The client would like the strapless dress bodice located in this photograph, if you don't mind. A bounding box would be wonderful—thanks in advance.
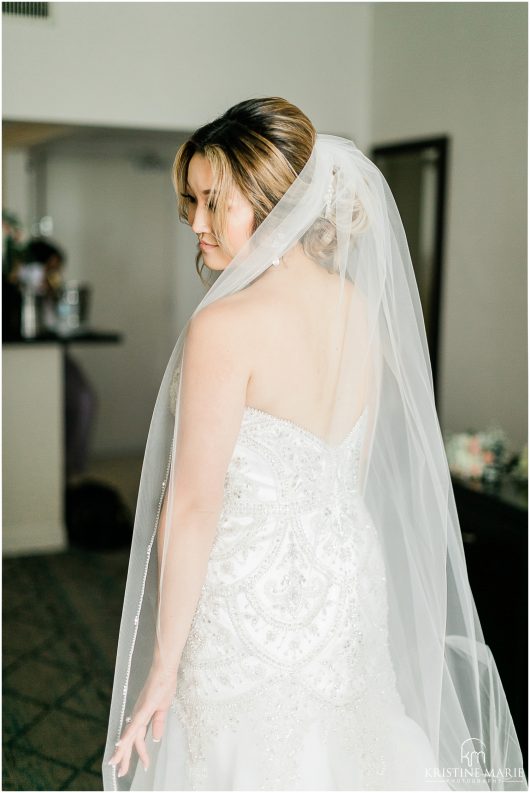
[221,405,368,514]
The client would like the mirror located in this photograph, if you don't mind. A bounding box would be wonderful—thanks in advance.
[371,136,449,405]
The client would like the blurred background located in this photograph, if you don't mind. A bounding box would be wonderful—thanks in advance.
[2,2,527,790]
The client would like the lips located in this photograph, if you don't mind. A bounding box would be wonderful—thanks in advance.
[200,241,217,248]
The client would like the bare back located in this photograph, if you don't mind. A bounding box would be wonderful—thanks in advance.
[224,258,369,442]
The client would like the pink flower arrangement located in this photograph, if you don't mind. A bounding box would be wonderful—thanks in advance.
[444,424,510,483]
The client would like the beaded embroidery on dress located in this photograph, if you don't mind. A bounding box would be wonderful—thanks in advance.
[130,405,448,791]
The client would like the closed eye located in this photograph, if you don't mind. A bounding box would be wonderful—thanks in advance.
[180,193,215,210]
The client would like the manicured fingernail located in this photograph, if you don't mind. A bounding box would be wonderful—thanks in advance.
[153,738,160,743]
[117,770,124,778]
[108,760,115,766]
[144,765,148,772]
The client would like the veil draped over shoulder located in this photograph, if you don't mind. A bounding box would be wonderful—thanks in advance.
[102,134,526,790]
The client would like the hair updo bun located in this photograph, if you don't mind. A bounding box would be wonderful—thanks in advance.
[301,189,370,273]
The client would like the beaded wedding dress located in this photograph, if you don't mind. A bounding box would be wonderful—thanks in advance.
[130,404,448,791]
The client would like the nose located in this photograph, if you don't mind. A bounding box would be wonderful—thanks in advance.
[190,204,211,236]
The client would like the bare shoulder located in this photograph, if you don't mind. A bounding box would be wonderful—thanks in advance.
[196,286,271,328]
[185,292,259,366]
[189,290,259,335]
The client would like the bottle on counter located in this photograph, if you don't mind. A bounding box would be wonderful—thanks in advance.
[21,286,38,338]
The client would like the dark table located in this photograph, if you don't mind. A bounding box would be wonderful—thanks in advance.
[452,473,528,774]
[3,329,123,345]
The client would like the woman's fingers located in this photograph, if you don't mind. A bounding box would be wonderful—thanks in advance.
[118,720,147,777]
[108,712,147,774]
[135,731,150,772]
[108,720,135,766]
[151,707,168,742]
[113,730,134,777]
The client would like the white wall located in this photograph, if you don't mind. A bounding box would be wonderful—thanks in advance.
[2,149,31,223]
[4,345,66,554]
[372,3,527,450]
[2,2,373,146]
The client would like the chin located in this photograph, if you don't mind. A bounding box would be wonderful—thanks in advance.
[200,249,231,271]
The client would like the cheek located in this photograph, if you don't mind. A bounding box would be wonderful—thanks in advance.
[229,208,254,241]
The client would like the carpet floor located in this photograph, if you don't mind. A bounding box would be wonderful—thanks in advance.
[3,547,129,791]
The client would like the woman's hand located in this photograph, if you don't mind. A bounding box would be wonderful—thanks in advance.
[107,660,178,779]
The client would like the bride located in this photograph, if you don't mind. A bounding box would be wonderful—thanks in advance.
[103,97,526,790]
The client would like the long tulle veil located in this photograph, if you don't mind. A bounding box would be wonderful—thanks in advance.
[102,133,526,790]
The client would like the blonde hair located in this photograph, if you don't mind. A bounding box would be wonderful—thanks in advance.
[172,97,365,285]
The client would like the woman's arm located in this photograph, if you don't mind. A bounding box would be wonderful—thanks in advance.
[153,300,252,679]
[152,487,219,675]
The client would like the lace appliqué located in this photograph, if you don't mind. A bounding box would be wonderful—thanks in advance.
[170,407,406,789]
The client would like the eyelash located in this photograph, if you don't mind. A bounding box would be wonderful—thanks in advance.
[181,193,216,211]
